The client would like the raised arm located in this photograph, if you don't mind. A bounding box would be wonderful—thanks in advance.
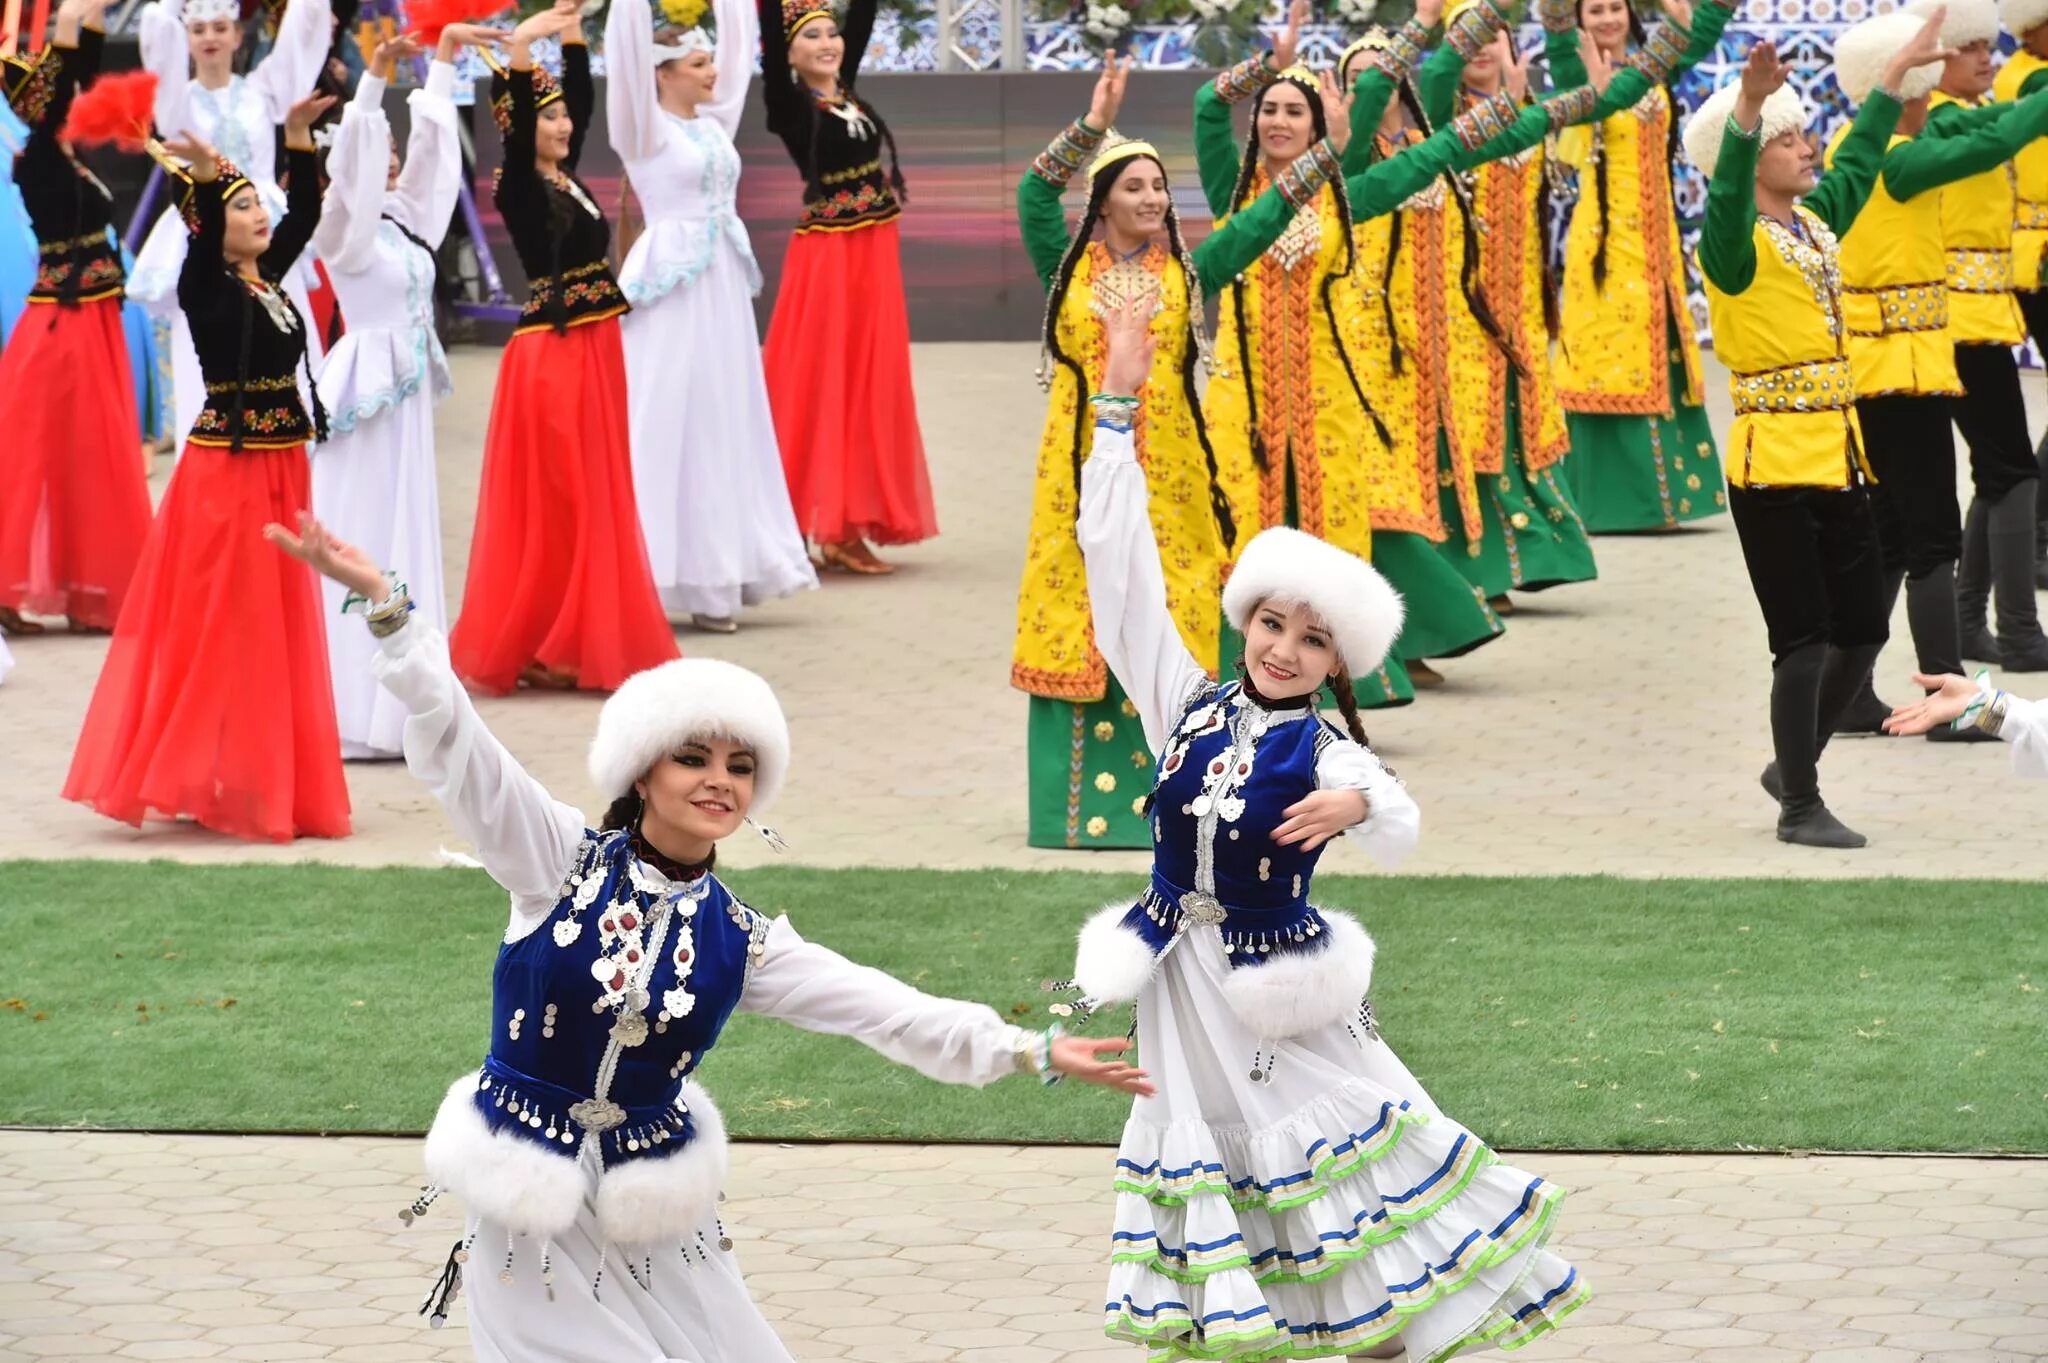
[1802,89,1902,236]
[1194,55,1267,216]
[603,0,667,165]
[1540,0,1588,93]
[1419,0,1505,129]
[1346,82,1597,218]
[757,0,801,134]
[1697,97,1760,295]
[1885,89,2048,200]
[1341,11,1434,179]
[700,0,758,136]
[248,0,331,124]
[560,28,593,172]
[138,0,191,148]
[1192,137,1344,293]
[261,123,327,277]
[312,73,394,272]
[266,516,585,914]
[1074,307,1211,749]
[173,141,230,314]
[392,57,462,247]
[1017,118,1092,290]
[840,0,877,86]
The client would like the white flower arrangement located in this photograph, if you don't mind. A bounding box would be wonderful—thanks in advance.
[1189,0,1235,18]
[1083,0,1131,37]
[1332,0,1379,22]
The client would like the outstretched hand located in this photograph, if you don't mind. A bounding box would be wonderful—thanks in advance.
[1882,673,1980,735]
[1270,0,1309,71]
[1884,7,1956,91]
[265,512,390,604]
[1049,1035,1156,1096]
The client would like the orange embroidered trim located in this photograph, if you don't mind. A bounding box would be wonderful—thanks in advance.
[1011,659,1108,701]
[1244,170,1326,534]
[1414,199,1477,540]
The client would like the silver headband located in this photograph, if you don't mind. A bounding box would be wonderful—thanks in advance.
[651,27,714,62]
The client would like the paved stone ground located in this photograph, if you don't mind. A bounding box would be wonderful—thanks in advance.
[3,1130,2046,1363]
[5,344,2047,879]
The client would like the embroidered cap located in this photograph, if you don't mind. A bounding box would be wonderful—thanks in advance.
[146,139,256,235]
[2,47,57,124]
[782,0,835,39]
[1088,131,1161,182]
[480,47,563,138]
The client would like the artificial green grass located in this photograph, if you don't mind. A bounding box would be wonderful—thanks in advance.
[3,860,2044,1153]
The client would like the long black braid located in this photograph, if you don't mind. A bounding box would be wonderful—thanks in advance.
[1037,155,1235,552]
[1226,74,1391,463]
[1582,0,1653,289]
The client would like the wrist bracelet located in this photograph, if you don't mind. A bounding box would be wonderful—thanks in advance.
[1036,1024,1066,1086]
[365,585,416,639]
[1090,393,1140,433]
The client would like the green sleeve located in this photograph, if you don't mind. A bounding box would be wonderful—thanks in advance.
[1345,101,1550,218]
[1545,25,1588,93]
[1699,118,1760,295]
[1419,43,1464,130]
[2023,67,2048,97]
[1804,90,1902,235]
[1016,169,1072,292]
[1886,92,2048,199]
[1343,66,1399,178]
[1191,180,1297,295]
[1195,79,1244,216]
[1670,0,1734,80]
[1923,98,2013,135]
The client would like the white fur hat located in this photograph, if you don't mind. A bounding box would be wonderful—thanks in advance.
[2002,0,2048,36]
[1907,0,2000,45]
[1682,79,1810,178]
[1836,11,1947,102]
[588,658,790,814]
[1221,527,1404,680]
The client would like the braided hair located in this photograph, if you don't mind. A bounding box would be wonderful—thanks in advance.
[1225,72,1391,463]
[1578,0,1675,291]
[1036,154,1236,553]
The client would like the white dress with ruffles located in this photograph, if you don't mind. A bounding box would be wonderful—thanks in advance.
[369,615,1039,1362]
[131,0,330,448]
[309,63,457,758]
[1073,421,1589,1362]
[605,0,816,620]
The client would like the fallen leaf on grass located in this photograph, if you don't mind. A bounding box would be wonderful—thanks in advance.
[31,1012,47,1021]
[1957,1104,1977,1114]
[1687,1070,1700,1082]
[1,999,26,1012]
[1711,1019,1725,1035]
[218,999,236,1009]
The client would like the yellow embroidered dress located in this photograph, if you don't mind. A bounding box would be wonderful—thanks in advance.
[1548,0,1734,532]
[1993,49,2048,295]
[1013,119,1342,848]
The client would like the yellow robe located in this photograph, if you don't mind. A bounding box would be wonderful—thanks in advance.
[1994,50,2048,291]
[1011,242,1222,699]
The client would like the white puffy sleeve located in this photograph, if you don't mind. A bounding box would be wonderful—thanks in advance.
[1074,419,1210,751]
[313,72,392,272]
[699,0,757,137]
[604,0,667,165]
[139,0,190,146]
[1316,735,1421,870]
[371,617,586,923]
[248,0,331,122]
[2001,693,2048,779]
[388,60,461,248]
[739,916,1037,1087]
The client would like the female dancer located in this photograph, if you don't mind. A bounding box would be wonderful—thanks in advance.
[130,0,330,447]
[0,0,153,635]
[448,0,679,694]
[268,507,1150,1360]
[1015,50,1388,849]
[756,0,935,574]
[1071,300,1585,1362]
[309,25,485,757]
[1552,0,1731,533]
[64,93,352,842]
[607,0,816,633]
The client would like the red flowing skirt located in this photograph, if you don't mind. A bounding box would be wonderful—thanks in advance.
[63,442,351,842]
[762,219,937,547]
[0,297,151,627]
[448,316,679,694]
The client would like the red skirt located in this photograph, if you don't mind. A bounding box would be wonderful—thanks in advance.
[762,219,937,546]
[0,297,151,628]
[448,316,679,694]
[63,441,351,842]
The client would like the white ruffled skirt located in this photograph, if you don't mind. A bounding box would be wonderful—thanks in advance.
[1104,927,1587,1362]
[619,236,815,620]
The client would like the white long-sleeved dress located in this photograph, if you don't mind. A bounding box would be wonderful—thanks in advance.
[131,0,329,448]
[368,614,1039,1362]
[310,64,458,759]
[605,0,816,620]
[1070,419,1589,1362]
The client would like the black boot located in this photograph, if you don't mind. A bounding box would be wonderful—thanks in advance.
[1990,482,2048,670]
[1958,498,2001,663]
[1766,644,1866,847]
[1830,569,1902,736]
[2036,436,2048,589]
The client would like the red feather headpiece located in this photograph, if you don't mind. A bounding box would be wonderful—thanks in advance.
[404,0,511,46]
[60,71,159,152]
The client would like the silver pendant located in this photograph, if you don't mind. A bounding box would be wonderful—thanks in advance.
[1178,891,1226,926]
[553,918,581,948]
[610,1014,650,1048]
[567,1097,625,1132]
[662,988,693,1018]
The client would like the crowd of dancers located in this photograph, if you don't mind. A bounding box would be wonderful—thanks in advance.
[4,0,2048,850]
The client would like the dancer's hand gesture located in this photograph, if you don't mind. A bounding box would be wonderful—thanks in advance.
[1496,33,1534,102]
[513,0,582,45]
[1100,299,1156,397]
[1272,788,1370,851]
[1318,69,1353,154]
[1884,7,1956,92]
[265,512,391,605]
[1089,50,1134,131]
[162,131,223,178]
[284,91,338,149]
[1270,0,1309,71]
[1049,1035,1156,1096]
[1581,34,1616,94]
[369,34,424,80]
[1882,674,1980,735]
[1733,39,1790,131]
[1414,0,1445,28]
[1656,0,1693,35]
[435,22,508,64]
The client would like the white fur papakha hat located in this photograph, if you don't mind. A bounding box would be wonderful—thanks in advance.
[1221,527,1405,680]
[2003,0,2048,38]
[1682,79,1810,178]
[1907,0,2001,46]
[1836,10,1948,102]
[588,658,790,815]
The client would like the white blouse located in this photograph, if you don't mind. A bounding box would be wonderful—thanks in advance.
[1074,418,1422,869]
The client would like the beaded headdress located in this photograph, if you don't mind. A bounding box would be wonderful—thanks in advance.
[180,0,242,23]
[145,138,255,235]
[2,47,58,124]
[1088,131,1160,182]
[478,47,563,138]
[781,0,835,40]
